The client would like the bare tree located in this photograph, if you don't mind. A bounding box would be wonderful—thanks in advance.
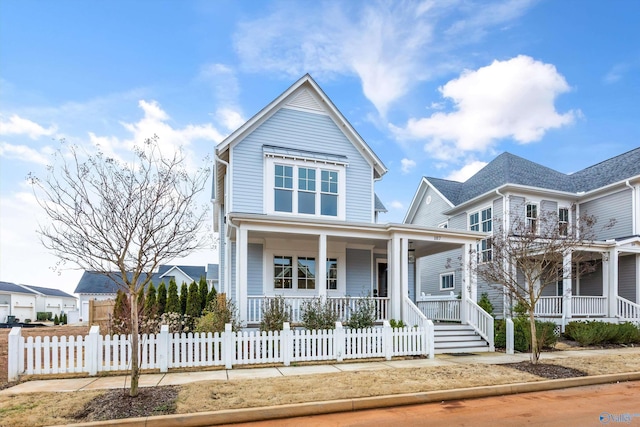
[29,136,210,396]
[471,207,614,364]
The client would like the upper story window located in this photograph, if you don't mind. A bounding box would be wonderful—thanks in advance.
[470,207,492,262]
[265,150,346,219]
[526,203,538,233]
[558,207,569,236]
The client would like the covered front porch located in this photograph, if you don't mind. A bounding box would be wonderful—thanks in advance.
[533,239,640,324]
[224,213,486,327]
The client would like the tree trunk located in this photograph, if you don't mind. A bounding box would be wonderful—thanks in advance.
[129,291,140,397]
[529,309,539,364]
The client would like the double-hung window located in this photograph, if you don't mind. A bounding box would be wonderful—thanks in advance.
[558,207,569,236]
[298,167,316,214]
[526,203,538,233]
[274,165,293,213]
[321,170,338,216]
[470,207,492,262]
[326,258,338,290]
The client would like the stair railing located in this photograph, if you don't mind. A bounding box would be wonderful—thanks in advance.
[465,297,495,351]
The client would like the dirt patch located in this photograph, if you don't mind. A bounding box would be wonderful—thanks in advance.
[503,362,587,379]
[73,386,179,422]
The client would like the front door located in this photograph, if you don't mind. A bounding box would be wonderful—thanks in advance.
[377,261,388,298]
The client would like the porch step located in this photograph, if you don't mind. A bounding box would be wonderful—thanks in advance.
[434,324,491,354]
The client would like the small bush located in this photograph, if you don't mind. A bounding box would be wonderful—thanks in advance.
[300,298,338,330]
[53,314,60,325]
[389,319,406,329]
[195,297,242,333]
[24,318,31,324]
[36,312,53,321]
[344,297,376,329]
[159,312,191,333]
[564,321,640,346]
[478,293,494,317]
[260,296,291,332]
[494,318,557,352]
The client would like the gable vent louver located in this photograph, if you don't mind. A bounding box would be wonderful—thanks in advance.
[287,89,324,112]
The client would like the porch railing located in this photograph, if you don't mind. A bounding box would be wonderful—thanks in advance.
[402,297,434,359]
[246,296,390,324]
[416,298,461,322]
[535,296,607,317]
[617,296,640,322]
[534,297,562,316]
[572,296,607,316]
[465,298,495,350]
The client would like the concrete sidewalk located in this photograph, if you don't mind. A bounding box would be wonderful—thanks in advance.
[3,347,639,395]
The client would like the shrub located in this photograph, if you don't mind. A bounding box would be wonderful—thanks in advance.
[186,281,202,318]
[24,318,31,324]
[144,283,157,317]
[166,278,180,313]
[159,312,191,333]
[37,312,53,321]
[205,286,217,308]
[198,276,209,312]
[260,296,291,332]
[156,281,167,315]
[180,282,188,315]
[478,293,494,317]
[300,298,338,330]
[494,318,557,352]
[388,319,406,329]
[54,314,60,325]
[195,297,242,333]
[564,321,640,346]
[344,297,376,329]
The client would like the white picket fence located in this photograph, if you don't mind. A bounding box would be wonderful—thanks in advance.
[7,321,434,381]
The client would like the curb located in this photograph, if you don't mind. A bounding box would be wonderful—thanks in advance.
[53,372,640,427]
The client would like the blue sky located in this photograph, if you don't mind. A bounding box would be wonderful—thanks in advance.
[1,0,639,295]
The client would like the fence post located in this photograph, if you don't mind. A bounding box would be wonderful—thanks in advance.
[383,321,393,360]
[334,321,344,362]
[282,322,291,367]
[223,323,233,370]
[158,325,169,373]
[506,318,514,355]
[8,327,22,382]
[426,319,435,359]
[88,325,100,376]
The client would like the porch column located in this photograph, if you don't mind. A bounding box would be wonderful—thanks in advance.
[389,236,401,320]
[636,254,640,304]
[460,243,470,323]
[236,225,248,322]
[415,256,422,300]
[317,233,327,300]
[562,250,572,321]
[608,249,619,318]
[400,237,409,301]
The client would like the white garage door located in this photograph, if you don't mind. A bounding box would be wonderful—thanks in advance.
[0,305,9,323]
[13,307,34,322]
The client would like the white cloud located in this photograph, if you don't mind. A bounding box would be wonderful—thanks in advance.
[445,160,487,182]
[0,142,53,165]
[0,114,57,139]
[400,158,416,174]
[198,64,245,131]
[603,63,629,84]
[390,200,404,210]
[216,108,245,132]
[394,55,576,161]
[233,1,533,116]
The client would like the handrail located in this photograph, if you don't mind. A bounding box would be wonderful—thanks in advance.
[617,296,640,322]
[465,298,494,351]
[402,296,434,358]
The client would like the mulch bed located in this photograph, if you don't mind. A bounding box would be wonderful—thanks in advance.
[503,361,588,379]
[73,386,180,421]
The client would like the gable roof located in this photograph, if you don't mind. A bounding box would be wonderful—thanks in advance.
[425,148,640,208]
[21,285,76,299]
[0,281,37,295]
[216,74,387,179]
[158,265,206,282]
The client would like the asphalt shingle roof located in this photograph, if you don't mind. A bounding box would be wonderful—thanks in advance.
[0,281,37,294]
[21,285,75,298]
[206,264,219,281]
[427,148,640,206]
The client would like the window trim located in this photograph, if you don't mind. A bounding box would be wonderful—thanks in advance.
[558,206,569,237]
[265,156,346,219]
[469,206,493,263]
[525,202,539,234]
[269,253,344,294]
[439,272,455,291]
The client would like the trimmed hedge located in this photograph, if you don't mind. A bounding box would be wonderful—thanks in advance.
[564,321,640,346]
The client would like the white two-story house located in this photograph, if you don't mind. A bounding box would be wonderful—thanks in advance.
[212,75,489,342]
[405,150,640,326]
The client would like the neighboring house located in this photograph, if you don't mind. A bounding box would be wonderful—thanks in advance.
[405,149,640,325]
[0,282,76,322]
[206,263,219,293]
[74,264,212,322]
[212,74,485,335]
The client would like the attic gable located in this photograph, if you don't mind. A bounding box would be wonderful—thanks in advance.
[286,88,324,113]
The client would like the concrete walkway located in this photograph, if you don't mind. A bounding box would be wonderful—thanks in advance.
[3,347,639,395]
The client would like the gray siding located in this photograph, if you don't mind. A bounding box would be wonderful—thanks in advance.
[247,243,263,296]
[579,263,603,296]
[541,200,557,216]
[410,186,451,227]
[419,249,461,296]
[346,248,372,296]
[231,108,374,222]
[493,197,503,228]
[408,261,415,301]
[580,190,632,240]
[449,213,467,230]
[619,255,637,302]
[509,196,525,226]
[477,278,504,317]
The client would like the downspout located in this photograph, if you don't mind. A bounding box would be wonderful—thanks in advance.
[625,180,636,235]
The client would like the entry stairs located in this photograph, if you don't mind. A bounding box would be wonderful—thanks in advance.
[433,323,492,354]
